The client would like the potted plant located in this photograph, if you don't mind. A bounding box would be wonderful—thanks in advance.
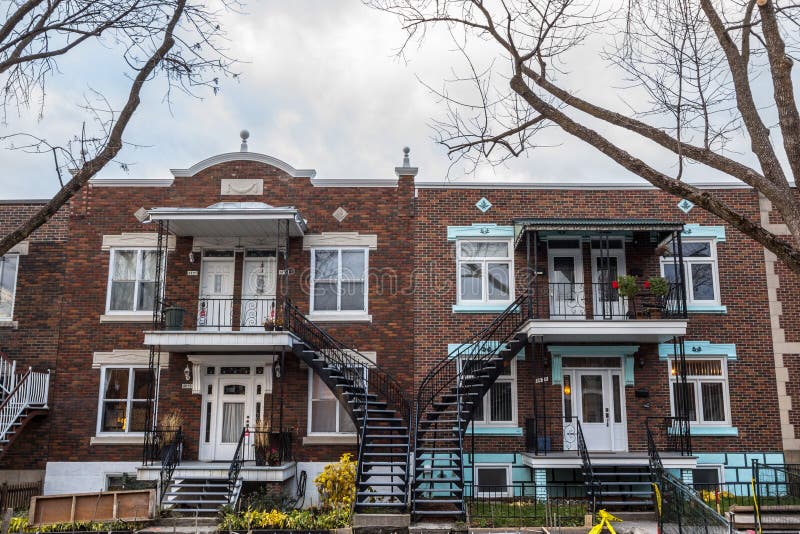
[267,447,281,466]
[263,304,276,331]
[253,419,271,466]
[615,275,641,318]
[646,276,670,318]
[273,309,284,331]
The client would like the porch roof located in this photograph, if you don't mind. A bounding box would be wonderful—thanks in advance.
[145,202,308,238]
[513,218,683,246]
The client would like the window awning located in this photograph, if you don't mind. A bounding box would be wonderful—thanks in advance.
[513,218,683,247]
[145,202,308,238]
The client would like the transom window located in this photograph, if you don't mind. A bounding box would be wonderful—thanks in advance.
[97,366,154,434]
[457,240,513,304]
[661,239,720,306]
[0,254,19,319]
[106,249,159,313]
[669,358,730,426]
[459,357,517,426]
[311,248,368,313]
[308,370,360,434]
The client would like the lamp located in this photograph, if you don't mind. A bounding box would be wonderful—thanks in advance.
[563,384,571,396]
[188,251,196,263]
[184,364,192,382]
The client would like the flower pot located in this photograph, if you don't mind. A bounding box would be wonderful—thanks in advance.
[263,322,274,331]
[163,307,185,331]
[254,447,267,466]
[650,309,664,319]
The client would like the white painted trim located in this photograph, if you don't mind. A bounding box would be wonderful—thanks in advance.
[311,177,398,188]
[307,367,361,436]
[8,242,29,255]
[456,238,514,307]
[521,453,697,469]
[221,178,263,196]
[303,233,378,250]
[192,237,282,250]
[92,350,169,369]
[89,178,174,187]
[101,234,176,251]
[306,313,372,323]
[90,435,145,445]
[143,331,297,352]
[474,464,512,497]
[170,152,316,178]
[309,248,369,317]
[414,179,754,190]
[99,314,153,323]
[0,320,18,329]
[521,319,687,343]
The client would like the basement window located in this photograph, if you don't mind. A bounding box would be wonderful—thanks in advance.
[475,465,512,497]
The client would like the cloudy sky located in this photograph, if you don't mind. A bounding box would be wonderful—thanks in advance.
[0,1,791,199]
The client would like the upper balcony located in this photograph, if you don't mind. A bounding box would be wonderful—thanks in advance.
[514,218,689,343]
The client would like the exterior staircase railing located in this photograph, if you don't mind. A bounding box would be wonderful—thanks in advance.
[0,353,17,400]
[574,417,599,515]
[0,367,49,447]
[412,292,531,519]
[284,300,412,512]
[158,428,183,504]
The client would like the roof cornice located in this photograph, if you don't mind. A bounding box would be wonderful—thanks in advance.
[90,178,174,187]
[311,177,398,188]
[170,152,317,179]
[414,179,755,190]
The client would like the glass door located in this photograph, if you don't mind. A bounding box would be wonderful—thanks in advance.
[591,247,627,319]
[564,369,627,452]
[215,379,249,460]
[198,255,235,331]
[547,243,584,319]
[241,251,277,331]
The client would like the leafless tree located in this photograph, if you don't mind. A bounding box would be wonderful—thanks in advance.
[368,0,800,273]
[0,0,238,256]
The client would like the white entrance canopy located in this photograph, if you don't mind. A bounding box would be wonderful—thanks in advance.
[145,202,308,238]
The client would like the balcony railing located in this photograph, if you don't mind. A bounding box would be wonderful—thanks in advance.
[532,281,686,320]
[160,296,278,331]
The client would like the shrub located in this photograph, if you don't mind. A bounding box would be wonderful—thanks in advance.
[9,514,145,533]
[648,276,670,297]
[314,453,357,510]
[616,275,639,298]
[218,507,350,530]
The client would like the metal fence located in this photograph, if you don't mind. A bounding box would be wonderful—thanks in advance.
[464,482,588,528]
[658,472,731,534]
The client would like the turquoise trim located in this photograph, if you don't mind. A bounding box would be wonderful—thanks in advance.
[659,341,737,360]
[447,223,514,241]
[624,355,635,386]
[448,341,524,360]
[452,303,520,314]
[462,426,523,436]
[552,354,563,385]
[668,426,739,436]
[549,345,639,357]
[687,304,728,314]
[682,223,726,242]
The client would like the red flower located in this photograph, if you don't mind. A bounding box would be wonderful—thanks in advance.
[644,280,651,289]
[611,280,619,289]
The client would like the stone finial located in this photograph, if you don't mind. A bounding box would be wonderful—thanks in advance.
[240,129,250,152]
[402,146,411,167]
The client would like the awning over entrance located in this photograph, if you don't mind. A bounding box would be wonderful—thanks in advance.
[513,218,684,247]
[145,202,307,238]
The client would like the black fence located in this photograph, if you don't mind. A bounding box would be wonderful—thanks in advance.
[464,482,588,528]
[657,471,731,534]
[160,296,279,331]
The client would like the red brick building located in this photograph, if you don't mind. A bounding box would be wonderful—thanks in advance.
[0,141,797,516]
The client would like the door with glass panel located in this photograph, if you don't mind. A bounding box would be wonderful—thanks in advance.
[547,242,584,319]
[198,252,235,331]
[591,243,627,319]
[214,379,251,460]
[241,251,277,331]
[564,369,627,451]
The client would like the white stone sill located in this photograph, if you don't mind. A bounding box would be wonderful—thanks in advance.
[90,434,145,445]
[99,314,153,323]
[302,434,358,445]
[305,313,372,324]
[0,320,18,329]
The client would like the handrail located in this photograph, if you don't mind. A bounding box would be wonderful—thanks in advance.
[0,368,50,442]
[574,418,599,514]
[0,352,16,398]
[227,427,247,503]
[159,427,183,503]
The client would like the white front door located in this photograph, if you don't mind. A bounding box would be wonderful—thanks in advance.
[198,259,235,331]
[564,368,627,452]
[241,257,277,331]
[548,244,584,319]
[591,246,627,319]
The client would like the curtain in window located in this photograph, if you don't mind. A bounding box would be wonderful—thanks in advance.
[221,402,244,442]
[701,383,726,421]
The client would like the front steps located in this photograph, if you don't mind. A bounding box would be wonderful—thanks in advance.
[161,476,238,515]
[593,466,654,512]
[137,516,219,534]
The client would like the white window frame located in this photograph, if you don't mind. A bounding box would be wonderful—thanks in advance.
[460,358,518,427]
[105,248,160,314]
[96,365,158,436]
[310,248,369,314]
[660,238,721,307]
[474,464,512,497]
[456,239,514,306]
[668,357,731,426]
[307,368,366,436]
[0,254,19,320]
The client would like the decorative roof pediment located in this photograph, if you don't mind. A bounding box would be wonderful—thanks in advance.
[170,152,317,179]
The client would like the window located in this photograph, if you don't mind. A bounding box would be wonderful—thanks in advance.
[0,255,19,319]
[311,249,368,313]
[669,358,730,426]
[693,467,723,486]
[97,366,154,434]
[457,240,513,304]
[106,249,159,313]
[661,239,720,306]
[475,465,511,497]
[308,370,359,434]
[460,358,517,426]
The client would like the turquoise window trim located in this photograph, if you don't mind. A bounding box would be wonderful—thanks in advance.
[459,426,523,436]
[624,355,635,386]
[682,223,726,242]
[447,223,514,241]
[552,354,562,385]
[669,426,739,437]
[549,345,640,357]
[448,341,525,360]
[452,303,520,314]
[687,304,728,314]
[659,340,737,360]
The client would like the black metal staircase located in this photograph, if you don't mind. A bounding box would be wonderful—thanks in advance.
[284,300,412,513]
[412,293,530,520]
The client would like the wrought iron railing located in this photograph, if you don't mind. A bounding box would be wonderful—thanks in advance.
[464,482,589,527]
[525,416,588,455]
[155,427,182,503]
[532,281,686,320]
[574,417,599,514]
[646,416,692,461]
[656,470,731,534]
[0,351,17,400]
[142,427,183,464]
[158,296,278,331]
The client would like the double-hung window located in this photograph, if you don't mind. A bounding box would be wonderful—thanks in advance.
[669,358,730,426]
[311,248,368,313]
[308,369,360,434]
[459,357,517,426]
[0,254,19,319]
[97,366,154,434]
[457,240,513,305]
[661,239,720,306]
[106,249,159,313]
